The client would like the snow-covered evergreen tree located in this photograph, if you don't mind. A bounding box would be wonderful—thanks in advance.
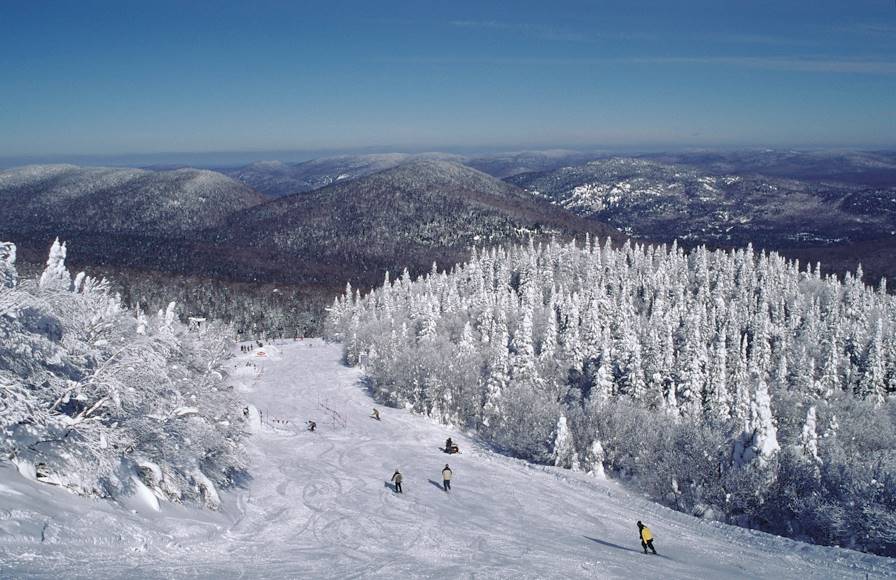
[584,438,606,479]
[0,242,16,288]
[1,239,246,508]
[38,238,72,291]
[732,371,780,468]
[326,236,896,554]
[552,414,581,471]
[799,405,821,467]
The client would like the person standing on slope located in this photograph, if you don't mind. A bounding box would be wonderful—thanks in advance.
[441,464,452,492]
[391,469,403,493]
[371,408,381,421]
[637,521,657,554]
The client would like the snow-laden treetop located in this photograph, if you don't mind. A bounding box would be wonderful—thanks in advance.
[328,236,896,555]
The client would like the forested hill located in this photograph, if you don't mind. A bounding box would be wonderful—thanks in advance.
[0,164,265,235]
[328,237,896,556]
[209,159,624,286]
[0,160,621,334]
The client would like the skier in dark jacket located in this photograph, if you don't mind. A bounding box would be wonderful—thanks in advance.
[307,420,316,432]
[441,464,453,492]
[391,469,403,493]
[637,521,657,554]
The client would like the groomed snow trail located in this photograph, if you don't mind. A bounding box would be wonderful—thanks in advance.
[2,339,895,578]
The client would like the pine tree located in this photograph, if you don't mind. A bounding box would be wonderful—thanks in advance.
[818,328,841,398]
[39,238,72,291]
[552,414,581,471]
[585,439,607,479]
[799,405,822,469]
[732,370,780,468]
[858,318,887,406]
[0,242,16,288]
[708,328,731,419]
[677,312,707,417]
[483,316,510,429]
[510,299,539,389]
[731,335,751,425]
[589,347,615,405]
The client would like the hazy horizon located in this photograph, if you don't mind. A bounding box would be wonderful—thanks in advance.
[3,143,896,171]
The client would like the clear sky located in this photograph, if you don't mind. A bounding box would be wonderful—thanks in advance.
[1,0,895,160]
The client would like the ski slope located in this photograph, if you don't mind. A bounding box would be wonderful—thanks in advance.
[1,339,894,578]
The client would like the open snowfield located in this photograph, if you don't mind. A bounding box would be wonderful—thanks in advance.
[2,339,895,579]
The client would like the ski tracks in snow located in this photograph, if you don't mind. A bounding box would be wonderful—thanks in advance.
[3,339,896,579]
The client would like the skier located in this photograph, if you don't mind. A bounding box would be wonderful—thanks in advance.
[445,437,453,452]
[391,469,403,493]
[307,420,316,432]
[441,464,452,492]
[637,521,657,554]
[371,408,381,421]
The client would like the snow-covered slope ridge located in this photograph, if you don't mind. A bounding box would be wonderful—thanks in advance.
[1,340,893,578]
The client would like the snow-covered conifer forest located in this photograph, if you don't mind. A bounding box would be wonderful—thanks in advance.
[1,239,246,508]
[328,236,896,555]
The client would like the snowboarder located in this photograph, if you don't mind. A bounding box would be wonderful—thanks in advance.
[371,408,381,421]
[637,521,657,554]
[445,438,459,454]
[307,420,316,432]
[391,469,403,493]
[441,464,452,492]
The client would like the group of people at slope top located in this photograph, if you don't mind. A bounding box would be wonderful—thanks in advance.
[391,464,453,494]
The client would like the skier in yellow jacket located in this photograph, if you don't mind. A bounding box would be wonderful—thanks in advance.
[637,521,657,554]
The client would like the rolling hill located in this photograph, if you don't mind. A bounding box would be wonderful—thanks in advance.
[212,159,623,285]
[225,153,466,198]
[0,164,265,235]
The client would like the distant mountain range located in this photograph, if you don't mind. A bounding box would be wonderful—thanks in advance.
[2,149,895,330]
[224,153,461,198]
[0,164,263,235]
[0,157,619,288]
[212,159,620,284]
[641,150,896,187]
[223,150,603,198]
[507,156,896,247]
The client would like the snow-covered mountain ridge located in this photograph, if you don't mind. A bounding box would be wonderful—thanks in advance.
[508,157,896,247]
[2,339,893,578]
[210,159,622,286]
[0,164,264,235]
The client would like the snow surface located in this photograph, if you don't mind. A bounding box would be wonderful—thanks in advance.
[1,339,894,578]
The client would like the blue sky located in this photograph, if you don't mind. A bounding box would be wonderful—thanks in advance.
[1,0,894,161]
